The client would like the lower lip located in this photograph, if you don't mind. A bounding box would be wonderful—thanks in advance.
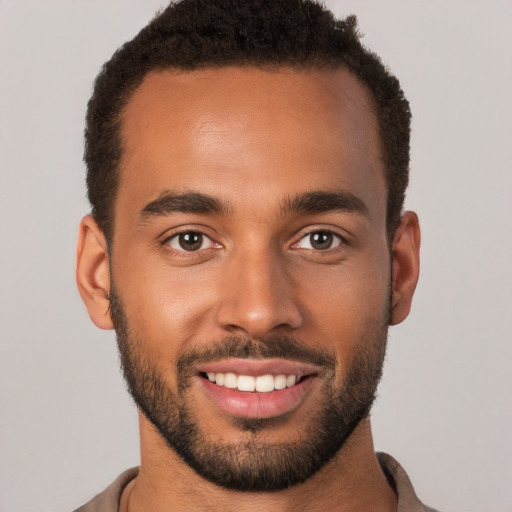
[198,375,314,419]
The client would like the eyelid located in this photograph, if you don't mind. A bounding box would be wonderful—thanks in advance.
[290,228,347,251]
[161,227,222,252]
[168,232,214,251]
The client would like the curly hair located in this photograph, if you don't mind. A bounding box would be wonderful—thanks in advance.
[85,0,411,244]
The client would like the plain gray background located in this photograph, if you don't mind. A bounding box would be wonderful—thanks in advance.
[1,1,511,511]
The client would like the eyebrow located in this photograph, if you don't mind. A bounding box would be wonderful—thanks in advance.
[139,189,369,222]
[282,191,369,217]
[140,191,230,220]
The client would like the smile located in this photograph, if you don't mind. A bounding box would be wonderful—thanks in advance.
[204,372,300,392]
[196,358,318,419]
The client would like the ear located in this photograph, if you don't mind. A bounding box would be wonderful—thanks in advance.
[76,215,114,330]
[390,211,421,325]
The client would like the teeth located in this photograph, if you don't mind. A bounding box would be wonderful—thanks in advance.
[223,372,238,389]
[205,372,300,392]
[237,375,256,392]
[256,375,274,393]
[286,375,296,387]
[274,374,287,390]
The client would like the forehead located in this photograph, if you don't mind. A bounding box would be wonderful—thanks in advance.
[117,66,385,225]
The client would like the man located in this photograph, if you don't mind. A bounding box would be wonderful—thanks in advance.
[75,0,433,510]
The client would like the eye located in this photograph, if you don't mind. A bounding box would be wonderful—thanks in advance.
[294,230,343,251]
[166,231,215,252]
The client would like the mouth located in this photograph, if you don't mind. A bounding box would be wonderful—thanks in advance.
[195,359,318,419]
[200,371,306,392]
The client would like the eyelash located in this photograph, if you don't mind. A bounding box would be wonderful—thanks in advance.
[163,230,220,254]
[162,228,346,255]
[291,230,345,251]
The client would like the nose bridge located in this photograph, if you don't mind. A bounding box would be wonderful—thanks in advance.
[216,243,302,338]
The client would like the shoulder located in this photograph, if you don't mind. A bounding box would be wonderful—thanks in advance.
[73,467,139,512]
[377,452,440,512]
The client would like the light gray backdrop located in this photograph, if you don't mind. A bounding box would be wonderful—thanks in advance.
[1,1,511,511]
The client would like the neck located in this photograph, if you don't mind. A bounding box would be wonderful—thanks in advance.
[122,414,397,512]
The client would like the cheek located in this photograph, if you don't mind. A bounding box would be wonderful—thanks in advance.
[297,253,390,358]
[113,256,218,356]
[113,258,197,344]
[302,254,390,318]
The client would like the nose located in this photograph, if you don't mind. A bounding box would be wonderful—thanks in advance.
[215,249,303,339]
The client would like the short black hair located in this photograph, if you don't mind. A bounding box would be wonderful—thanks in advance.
[85,0,411,244]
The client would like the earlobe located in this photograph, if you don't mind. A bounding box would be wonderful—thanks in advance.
[76,215,114,330]
[390,211,421,326]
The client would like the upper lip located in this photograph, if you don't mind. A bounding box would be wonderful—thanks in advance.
[196,358,319,380]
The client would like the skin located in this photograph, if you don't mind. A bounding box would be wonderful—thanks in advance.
[77,67,420,511]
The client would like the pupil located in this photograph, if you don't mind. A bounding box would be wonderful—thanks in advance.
[179,232,202,251]
[311,232,332,250]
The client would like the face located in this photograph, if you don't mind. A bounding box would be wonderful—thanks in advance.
[109,67,392,490]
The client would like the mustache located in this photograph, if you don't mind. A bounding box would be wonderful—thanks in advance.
[177,336,335,377]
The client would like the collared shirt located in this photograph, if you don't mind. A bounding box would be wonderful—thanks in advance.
[377,453,439,512]
[74,452,439,511]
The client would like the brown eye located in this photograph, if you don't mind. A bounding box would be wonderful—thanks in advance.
[310,232,333,250]
[168,232,207,251]
[179,232,203,251]
[296,231,342,251]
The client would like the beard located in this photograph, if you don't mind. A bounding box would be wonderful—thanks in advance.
[109,286,389,492]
